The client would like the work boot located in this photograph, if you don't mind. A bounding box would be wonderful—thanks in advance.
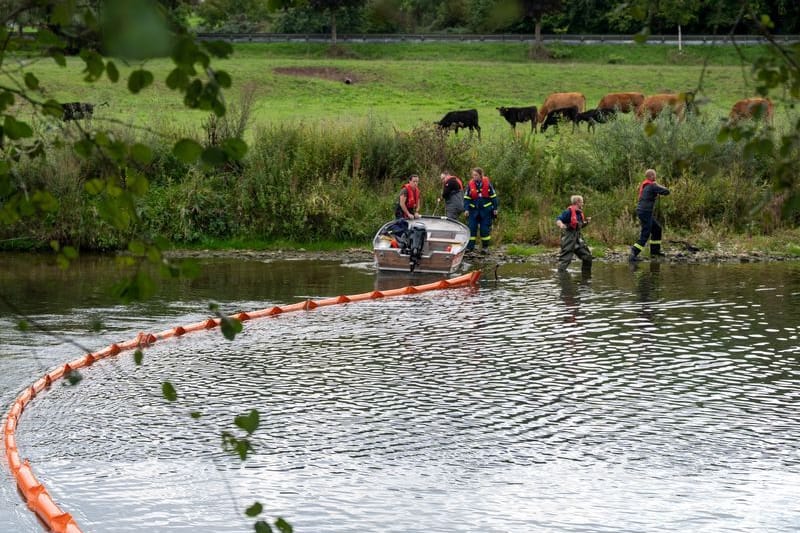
[650,243,665,257]
[628,246,641,262]
[480,247,489,256]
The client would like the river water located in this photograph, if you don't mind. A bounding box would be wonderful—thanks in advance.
[1,253,799,532]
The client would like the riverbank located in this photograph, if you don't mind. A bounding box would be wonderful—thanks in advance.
[166,240,800,267]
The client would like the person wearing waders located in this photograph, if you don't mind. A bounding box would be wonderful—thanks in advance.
[463,167,498,255]
[556,195,592,272]
[629,168,670,262]
[440,171,464,220]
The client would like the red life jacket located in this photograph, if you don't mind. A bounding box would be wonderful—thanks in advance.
[467,176,491,200]
[402,183,420,209]
[568,205,585,230]
[638,178,655,200]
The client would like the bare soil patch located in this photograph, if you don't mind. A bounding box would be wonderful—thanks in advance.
[273,66,363,84]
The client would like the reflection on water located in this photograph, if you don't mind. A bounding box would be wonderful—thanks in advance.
[2,254,800,532]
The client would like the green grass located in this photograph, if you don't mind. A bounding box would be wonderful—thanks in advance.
[15,41,787,134]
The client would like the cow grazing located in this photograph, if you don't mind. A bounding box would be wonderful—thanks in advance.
[576,108,615,133]
[597,92,645,113]
[497,105,538,133]
[540,106,580,133]
[636,92,697,121]
[728,97,773,124]
[60,101,107,121]
[435,109,480,138]
[537,92,586,124]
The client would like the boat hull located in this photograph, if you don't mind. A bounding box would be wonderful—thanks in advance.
[373,216,470,274]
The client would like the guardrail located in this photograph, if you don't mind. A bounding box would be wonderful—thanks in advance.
[196,32,800,45]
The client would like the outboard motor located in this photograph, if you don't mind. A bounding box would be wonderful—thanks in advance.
[405,222,427,272]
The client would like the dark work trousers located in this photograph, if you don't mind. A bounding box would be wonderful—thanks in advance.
[466,208,493,250]
[558,229,592,272]
[633,209,663,256]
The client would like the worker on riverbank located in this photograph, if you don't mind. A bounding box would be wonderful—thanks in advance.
[395,174,422,220]
[463,167,498,254]
[629,168,670,261]
[555,195,592,272]
[440,170,464,220]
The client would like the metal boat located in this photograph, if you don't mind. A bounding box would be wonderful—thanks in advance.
[372,216,470,274]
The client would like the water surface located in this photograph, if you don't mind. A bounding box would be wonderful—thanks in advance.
[2,254,799,532]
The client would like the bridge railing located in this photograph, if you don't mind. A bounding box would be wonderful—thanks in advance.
[194,32,800,45]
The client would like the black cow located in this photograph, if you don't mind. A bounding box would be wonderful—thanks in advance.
[576,108,616,133]
[435,109,480,138]
[497,105,538,133]
[61,101,107,121]
[540,106,580,133]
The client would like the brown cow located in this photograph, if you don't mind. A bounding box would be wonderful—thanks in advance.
[636,92,697,121]
[728,97,774,124]
[597,92,645,113]
[538,92,586,123]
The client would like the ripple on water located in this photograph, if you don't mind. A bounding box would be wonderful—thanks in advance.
[11,267,800,532]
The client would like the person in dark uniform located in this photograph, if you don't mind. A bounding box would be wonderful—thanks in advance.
[463,167,498,254]
[440,171,464,220]
[555,195,592,272]
[629,168,670,262]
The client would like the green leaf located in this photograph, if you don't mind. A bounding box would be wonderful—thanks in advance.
[201,146,227,166]
[274,518,293,533]
[179,259,201,279]
[254,521,273,533]
[128,69,155,94]
[51,52,66,67]
[106,61,120,83]
[3,116,33,140]
[134,349,144,365]
[42,99,63,118]
[173,139,202,162]
[81,50,105,81]
[51,2,75,26]
[162,381,177,402]
[32,190,59,212]
[74,139,95,158]
[222,138,248,160]
[24,73,39,91]
[64,370,83,386]
[126,170,150,196]
[220,316,243,341]
[234,409,260,434]
[62,246,78,260]
[202,40,233,58]
[17,320,29,332]
[215,70,232,88]
[85,179,105,195]
[166,68,189,90]
[128,240,146,255]
[245,502,263,517]
[130,143,153,164]
[693,143,712,155]
[190,411,202,419]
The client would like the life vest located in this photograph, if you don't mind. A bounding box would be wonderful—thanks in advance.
[467,177,491,200]
[568,205,585,230]
[638,178,655,200]
[402,183,420,210]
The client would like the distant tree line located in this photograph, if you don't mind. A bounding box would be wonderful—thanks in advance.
[188,0,800,37]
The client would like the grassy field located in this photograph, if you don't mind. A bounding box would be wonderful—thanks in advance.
[16,41,785,135]
[7,41,798,254]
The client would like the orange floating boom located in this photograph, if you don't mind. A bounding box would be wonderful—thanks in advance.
[3,270,480,533]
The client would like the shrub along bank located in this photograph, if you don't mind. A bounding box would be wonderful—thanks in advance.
[3,112,796,256]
